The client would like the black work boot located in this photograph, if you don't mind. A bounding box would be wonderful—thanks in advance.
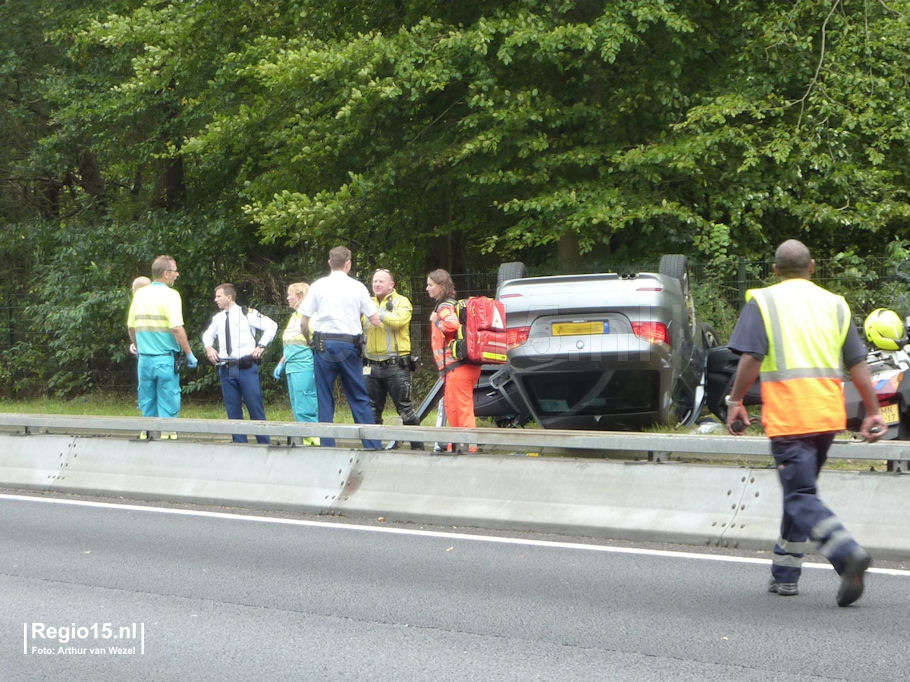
[837,551,871,607]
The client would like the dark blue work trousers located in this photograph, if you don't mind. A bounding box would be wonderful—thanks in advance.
[770,433,863,583]
[313,341,380,449]
[218,364,270,444]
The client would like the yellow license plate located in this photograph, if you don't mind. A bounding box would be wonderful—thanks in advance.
[552,321,608,336]
[881,402,900,424]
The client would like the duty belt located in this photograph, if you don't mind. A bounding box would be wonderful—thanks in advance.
[318,333,358,343]
[367,357,405,367]
[219,355,256,368]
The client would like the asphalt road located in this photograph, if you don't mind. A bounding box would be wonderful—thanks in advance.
[2,493,909,681]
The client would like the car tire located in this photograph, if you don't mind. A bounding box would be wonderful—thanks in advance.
[659,254,688,284]
[700,322,721,349]
[497,262,528,289]
[660,254,696,335]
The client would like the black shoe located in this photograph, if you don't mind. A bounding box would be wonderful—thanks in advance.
[768,579,799,596]
[837,551,871,607]
[410,442,424,450]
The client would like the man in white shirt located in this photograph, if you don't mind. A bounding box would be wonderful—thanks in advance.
[202,283,278,443]
[299,246,382,449]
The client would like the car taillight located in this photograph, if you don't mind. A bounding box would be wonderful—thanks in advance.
[507,326,530,348]
[874,372,903,401]
[631,321,670,346]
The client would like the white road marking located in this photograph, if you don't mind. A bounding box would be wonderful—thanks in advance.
[2,492,908,576]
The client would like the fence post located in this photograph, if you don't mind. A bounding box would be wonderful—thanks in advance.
[737,256,747,304]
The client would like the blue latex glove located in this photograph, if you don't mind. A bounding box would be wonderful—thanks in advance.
[272,361,285,380]
[186,353,198,369]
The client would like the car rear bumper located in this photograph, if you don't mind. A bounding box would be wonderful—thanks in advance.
[508,336,676,429]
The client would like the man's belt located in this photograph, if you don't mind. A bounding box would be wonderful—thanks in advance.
[318,333,359,343]
[219,354,256,369]
[367,357,405,367]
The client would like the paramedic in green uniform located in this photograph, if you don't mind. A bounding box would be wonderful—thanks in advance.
[127,255,197,419]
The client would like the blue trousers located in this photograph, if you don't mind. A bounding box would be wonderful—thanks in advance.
[218,364,270,444]
[287,370,318,423]
[770,433,864,583]
[137,354,180,418]
[313,341,380,449]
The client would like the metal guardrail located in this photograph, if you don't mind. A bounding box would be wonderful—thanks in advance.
[1,413,909,465]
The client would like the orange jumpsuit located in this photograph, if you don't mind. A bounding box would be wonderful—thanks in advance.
[431,300,482,435]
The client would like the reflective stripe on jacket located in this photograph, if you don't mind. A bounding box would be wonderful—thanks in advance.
[746,279,849,437]
[127,282,182,355]
[282,310,308,347]
[430,299,461,371]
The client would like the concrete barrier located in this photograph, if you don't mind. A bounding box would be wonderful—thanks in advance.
[1,431,908,558]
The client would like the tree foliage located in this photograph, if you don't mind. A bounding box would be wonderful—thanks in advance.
[2,0,910,395]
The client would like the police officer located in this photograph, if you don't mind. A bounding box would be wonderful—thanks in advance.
[202,283,277,444]
[363,268,422,449]
[725,239,885,606]
[299,246,382,450]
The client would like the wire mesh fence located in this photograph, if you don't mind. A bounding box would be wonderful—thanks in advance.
[1,256,908,399]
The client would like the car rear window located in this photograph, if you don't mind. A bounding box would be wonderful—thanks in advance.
[523,370,659,416]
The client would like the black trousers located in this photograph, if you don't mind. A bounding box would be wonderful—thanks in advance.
[365,362,421,446]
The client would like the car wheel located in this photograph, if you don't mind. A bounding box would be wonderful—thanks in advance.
[660,254,696,335]
[497,262,528,289]
[700,322,721,349]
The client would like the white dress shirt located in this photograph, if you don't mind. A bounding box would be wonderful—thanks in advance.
[300,270,378,335]
[201,303,278,360]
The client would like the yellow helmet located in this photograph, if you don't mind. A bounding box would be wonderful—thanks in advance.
[864,308,904,351]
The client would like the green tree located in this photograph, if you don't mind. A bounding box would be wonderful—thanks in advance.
[4,1,910,397]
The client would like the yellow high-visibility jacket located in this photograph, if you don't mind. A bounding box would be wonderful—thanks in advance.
[363,290,412,360]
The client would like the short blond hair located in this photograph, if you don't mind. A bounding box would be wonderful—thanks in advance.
[131,276,151,292]
[288,281,309,299]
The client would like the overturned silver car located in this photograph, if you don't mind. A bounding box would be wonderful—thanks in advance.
[479,256,716,430]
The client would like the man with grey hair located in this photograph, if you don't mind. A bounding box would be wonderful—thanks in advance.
[127,255,198,437]
[725,238,884,606]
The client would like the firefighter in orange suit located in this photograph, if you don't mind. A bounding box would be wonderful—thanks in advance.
[426,268,482,453]
[726,239,885,606]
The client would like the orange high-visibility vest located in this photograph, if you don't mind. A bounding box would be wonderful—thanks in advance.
[430,299,461,371]
[746,279,850,437]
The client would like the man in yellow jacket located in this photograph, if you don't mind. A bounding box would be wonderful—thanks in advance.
[363,268,422,449]
[726,239,885,607]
